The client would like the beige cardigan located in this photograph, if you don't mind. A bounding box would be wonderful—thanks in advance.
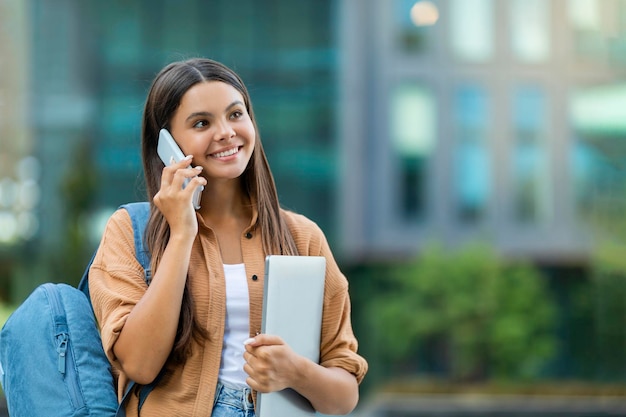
[89,207,367,416]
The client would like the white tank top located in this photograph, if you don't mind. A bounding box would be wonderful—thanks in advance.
[218,263,250,388]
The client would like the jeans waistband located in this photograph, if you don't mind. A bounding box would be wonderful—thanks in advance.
[214,381,254,411]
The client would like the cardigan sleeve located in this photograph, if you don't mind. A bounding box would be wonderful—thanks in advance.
[284,210,368,383]
[317,230,368,384]
[88,208,148,367]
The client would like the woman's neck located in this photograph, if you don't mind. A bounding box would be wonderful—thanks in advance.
[198,180,251,226]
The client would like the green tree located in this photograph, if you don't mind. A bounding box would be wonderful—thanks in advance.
[54,138,99,285]
[369,244,557,381]
[589,242,626,380]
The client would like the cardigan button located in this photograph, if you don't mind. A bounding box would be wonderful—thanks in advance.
[245,232,253,239]
[251,274,258,281]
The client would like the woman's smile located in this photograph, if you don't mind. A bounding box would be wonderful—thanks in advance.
[210,146,241,159]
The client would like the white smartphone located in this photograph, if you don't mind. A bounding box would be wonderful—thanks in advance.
[157,128,203,210]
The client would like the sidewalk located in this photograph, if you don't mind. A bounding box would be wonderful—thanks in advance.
[351,392,626,417]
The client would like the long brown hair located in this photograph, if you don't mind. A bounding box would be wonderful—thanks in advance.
[141,58,298,364]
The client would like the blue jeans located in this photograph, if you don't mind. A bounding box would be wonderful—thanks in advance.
[212,381,256,417]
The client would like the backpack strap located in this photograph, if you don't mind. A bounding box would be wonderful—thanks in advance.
[113,202,163,416]
[74,202,157,417]
[77,202,152,300]
[119,202,152,283]
[117,375,163,417]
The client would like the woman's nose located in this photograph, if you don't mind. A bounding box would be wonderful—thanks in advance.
[213,120,236,141]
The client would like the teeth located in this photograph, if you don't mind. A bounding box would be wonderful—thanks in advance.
[213,147,239,158]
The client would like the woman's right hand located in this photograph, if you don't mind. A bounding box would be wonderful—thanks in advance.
[115,156,205,384]
[153,155,207,236]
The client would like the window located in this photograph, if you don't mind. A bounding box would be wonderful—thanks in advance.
[609,0,626,66]
[570,84,626,230]
[449,0,494,61]
[566,0,622,63]
[453,85,490,223]
[512,86,551,224]
[510,0,550,62]
[390,83,436,220]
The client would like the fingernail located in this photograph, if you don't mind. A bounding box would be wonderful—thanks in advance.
[195,166,203,171]
[184,155,193,160]
[243,338,255,345]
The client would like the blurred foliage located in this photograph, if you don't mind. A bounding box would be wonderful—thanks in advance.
[575,162,626,381]
[588,242,626,380]
[363,244,557,382]
[1,139,100,304]
[53,139,99,286]
[0,302,14,328]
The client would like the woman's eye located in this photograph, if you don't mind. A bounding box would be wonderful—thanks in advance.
[230,110,243,119]
[193,120,208,128]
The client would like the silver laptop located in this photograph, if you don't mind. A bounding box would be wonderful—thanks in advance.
[256,255,326,417]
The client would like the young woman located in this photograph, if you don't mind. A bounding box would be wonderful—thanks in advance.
[89,58,367,417]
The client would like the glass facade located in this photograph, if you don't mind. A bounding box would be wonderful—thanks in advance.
[27,0,338,254]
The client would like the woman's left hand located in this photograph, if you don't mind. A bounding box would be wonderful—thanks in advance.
[243,334,360,415]
[242,334,302,393]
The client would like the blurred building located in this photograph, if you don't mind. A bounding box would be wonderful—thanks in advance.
[0,0,38,247]
[1,0,626,289]
[339,0,626,264]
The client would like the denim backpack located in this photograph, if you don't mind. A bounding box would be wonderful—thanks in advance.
[0,202,157,417]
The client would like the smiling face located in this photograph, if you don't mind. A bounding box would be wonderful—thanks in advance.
[168,81,256,183]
